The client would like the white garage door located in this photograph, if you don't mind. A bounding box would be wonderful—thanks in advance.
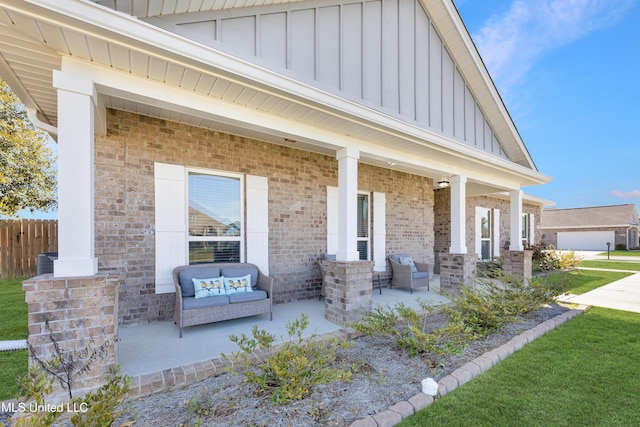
[557,231,614,251]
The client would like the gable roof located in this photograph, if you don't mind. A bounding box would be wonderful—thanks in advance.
[0,0,550,190]
[542,204,640,229]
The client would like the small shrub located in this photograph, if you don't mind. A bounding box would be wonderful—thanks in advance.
[534,244,583,271]
[353,274,568,361]
[476,258,502,278]
[616,243,627,251]
[444,272,569,337]
[12,365,129,427]
[68,366,131,427]
[10,321,129,427]
[351,304,398,336]
[353,300,466,358]
[13,366,61,427]
[225,314,353,404]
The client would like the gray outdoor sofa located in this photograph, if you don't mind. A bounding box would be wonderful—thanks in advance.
[172,262,274,338]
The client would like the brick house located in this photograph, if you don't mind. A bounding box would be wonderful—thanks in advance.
[2,0,551,393]
[542,204,640,251]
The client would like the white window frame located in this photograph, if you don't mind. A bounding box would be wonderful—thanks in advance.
[476,207,492,261]
[186,167,245,264]
[357,191,371,261]
[327,187,384,265]
[522,213,535,247]
[522,213,529,247]
[155,162,269,294]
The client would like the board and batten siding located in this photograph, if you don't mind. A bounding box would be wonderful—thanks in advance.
[146,0,509,160]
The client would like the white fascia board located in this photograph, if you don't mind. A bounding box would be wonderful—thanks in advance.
[488,192,556,208]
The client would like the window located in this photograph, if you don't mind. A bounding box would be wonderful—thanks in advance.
[357,193,370,260]
[326,187,384,264]
[522,214,529,247]
[187,171,243,264]
[155,162,268,294]
[478,207,492,261]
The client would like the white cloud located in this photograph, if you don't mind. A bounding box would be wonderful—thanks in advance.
[473,0,637,92]
[611,190,640,200]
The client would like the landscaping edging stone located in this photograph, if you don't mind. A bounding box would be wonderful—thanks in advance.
[347,306,586,427]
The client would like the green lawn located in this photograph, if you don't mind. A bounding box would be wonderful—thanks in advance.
[0,278,28,400]
[0,350,27,400]
[543,269,633,295]
[597,250,640,257]
[0,278,28,340]
[580,260,640,272]
[399,307,640,427]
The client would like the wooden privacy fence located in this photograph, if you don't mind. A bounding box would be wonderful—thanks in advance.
[0,219,58,279]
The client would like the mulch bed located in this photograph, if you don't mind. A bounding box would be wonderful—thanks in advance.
[108,302,571,427]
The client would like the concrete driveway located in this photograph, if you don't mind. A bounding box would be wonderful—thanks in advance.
[558,251,640,313]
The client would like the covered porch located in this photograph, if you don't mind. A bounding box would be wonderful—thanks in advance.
[118,281,448,398]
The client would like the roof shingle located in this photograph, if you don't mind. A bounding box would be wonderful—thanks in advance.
[542,204,639,228]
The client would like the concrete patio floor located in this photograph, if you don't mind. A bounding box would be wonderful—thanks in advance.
[118,277,449,377]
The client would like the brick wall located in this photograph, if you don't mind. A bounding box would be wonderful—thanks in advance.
[22,274,120,400]
[434,188,542,273]
[501,250,533,282]
[323,260,373,325]
[438,253,477,292]
[96,109,435,325]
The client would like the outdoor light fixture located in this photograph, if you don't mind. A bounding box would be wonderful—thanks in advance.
[387,161,396,166]
[438,179,450,188]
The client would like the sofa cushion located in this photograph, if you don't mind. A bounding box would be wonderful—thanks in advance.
[228,290,268,304]
[179,266,221,297]
[192,277,226,299]
[412,271,429,280]
[223,274,253,295]
[183,295,229,310]
[221,266,258,287]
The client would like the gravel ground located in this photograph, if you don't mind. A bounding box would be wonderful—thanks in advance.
[107,302,570,427]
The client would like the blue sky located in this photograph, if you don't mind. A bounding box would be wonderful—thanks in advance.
[453,0,640,210]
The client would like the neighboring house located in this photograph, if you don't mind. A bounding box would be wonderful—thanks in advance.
[542,204,640,251]
[1,0,551,329]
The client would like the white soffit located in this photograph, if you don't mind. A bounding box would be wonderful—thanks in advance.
[91,0,308,18]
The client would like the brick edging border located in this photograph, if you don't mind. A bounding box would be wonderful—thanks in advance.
[348,306,587,427]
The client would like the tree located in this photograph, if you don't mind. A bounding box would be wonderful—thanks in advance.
[0,77,57,217]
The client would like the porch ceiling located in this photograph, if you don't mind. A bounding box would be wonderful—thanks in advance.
[0,0,550,190]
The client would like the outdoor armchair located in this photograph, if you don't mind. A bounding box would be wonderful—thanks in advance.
[388,254,429,293]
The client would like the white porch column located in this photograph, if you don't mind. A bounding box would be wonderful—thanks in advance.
[509,189,524,251]
[52,71,98,277]
[449,175,467,254]
[336,146,360,261]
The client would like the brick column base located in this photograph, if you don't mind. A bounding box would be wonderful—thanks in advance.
[501,250,533,283]
[438,253,477,294]
[22,273,120,400]
[323,260,373,326]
